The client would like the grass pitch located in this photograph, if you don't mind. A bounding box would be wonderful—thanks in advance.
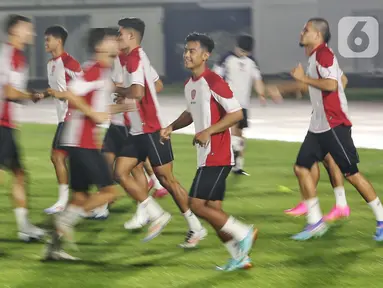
[1,123,383,288]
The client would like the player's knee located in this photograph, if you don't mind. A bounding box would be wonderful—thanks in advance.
[189,198,205,217]
[294,164,310,177]
[51,151,65,166]
[343,164,359,180]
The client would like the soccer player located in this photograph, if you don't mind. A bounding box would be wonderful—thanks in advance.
[161,32,258,271]
[275,18,383,240]
[213,34,266,176]
[44,28,144,259]
[0,14,45,241]
[115,18,206,247]
[43,25,83,214]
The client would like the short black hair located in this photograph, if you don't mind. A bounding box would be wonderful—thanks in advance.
[5,14,31,34]
[237,34,253,52]
[118,17,145,41]
[44,25,68,45]
[308,17,331,43]
[185,32,215,53]
[87,27,118,54]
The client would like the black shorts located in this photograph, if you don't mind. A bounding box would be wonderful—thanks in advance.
[0,126,22,170]
[126,130,174,167]
[52,122,67,152]
[189,166,232,201]
[67,147,114,192]
[296,125,359,175]
[101,124,133,158]
[237,108,248,129]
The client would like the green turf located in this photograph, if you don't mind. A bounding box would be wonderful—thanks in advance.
[1,123,383,287]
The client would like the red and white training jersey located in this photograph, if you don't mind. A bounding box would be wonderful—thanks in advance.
[110,53,160,127]
[124,47,164,135]
[61,61,113,149]
[307,43,352,133]
[0,43,29,128]
[47,52,82,123]
[184,69,242,168]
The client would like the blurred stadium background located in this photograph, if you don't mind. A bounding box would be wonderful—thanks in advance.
[0,0,382,90]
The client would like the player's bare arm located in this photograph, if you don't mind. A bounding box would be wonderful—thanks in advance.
[155,79,164,93]
[206,109,243,136]
[169,110,194,132]
[109,100,137,114]
[115,84,144,100]
[341,73,348,89]
[47,88,109,124]
[291,63,337,92]
[160,110,193,144]
[4,85,43,102]
[193,109,243,147]
[254,79,266,104]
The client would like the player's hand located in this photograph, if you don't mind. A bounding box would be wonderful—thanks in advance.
[266,85,283,104]
[90,111,110,124]
[193,130,210,147]
[46,88,60,99]
[258,95,267,106]
[30,90,44,103]
[160,126,173,145]
[290,63,306,82]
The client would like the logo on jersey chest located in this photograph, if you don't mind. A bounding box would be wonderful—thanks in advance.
[191,89,196,104]
[51,65,56,76]
[239,62,245,71]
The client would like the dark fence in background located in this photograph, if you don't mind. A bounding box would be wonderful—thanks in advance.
[163,5,251,82]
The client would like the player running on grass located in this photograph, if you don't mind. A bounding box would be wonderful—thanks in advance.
[0,14,45,241]
[161,32,258,271]
[43,25,83,215]
[271,18,383,241]
[44,28,147,260]
[113,18,207,247]
[268,43,350,222]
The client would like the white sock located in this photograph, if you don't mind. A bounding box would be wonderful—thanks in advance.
[183,209,202,231]
[368,197,383,222]
[62,205,84,226]
[220,216,251,242]
[304,197,322,224]
[334,186,347,207]
[58,184,69,204]
[236,156,244,170]
[231,136,242,152]
[14,207,28,230]
[224,239,239,259]
[151,174,164,190]
[140,196,164,220]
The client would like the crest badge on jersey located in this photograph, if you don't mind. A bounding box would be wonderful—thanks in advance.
[51,65,56,76]
[191,89,196,104]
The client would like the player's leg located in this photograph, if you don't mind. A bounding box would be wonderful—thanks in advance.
[231,109,249,176]
[322,125,383,241]
[206,200,253,270]
[322,153,350,221]
[146,131,205,245]
[45,123,69,214]
[188,166,257,271]
[0,127,45,241]
[284,161,321,216]
[143,157,168,198]
[116,135,171,240]
[291,132,328,240]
